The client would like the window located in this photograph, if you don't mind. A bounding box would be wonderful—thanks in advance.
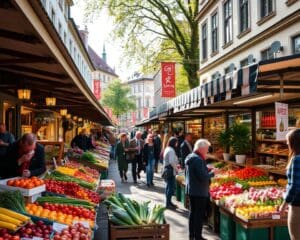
[292,35,300,54]
[211,12,218,53]
[64,1,69,18]
[137,98,141,108]
[240,58,249,67]
[201,22,208,60]
[58,22,62,36]
[69,40,72,54]
[145,97,150,107]
[73,48,76,59]
[261,0,273,18]
[261,48,273,60]
[239,0,249,33]
[138,84,142,92]
[223,0,232,44]
[63,32,66,43]
[224,66,231,75]
[51,8,56,23]
[58,0,64,11]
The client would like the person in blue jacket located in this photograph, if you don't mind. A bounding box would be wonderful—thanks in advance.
[185,139,216,240]
[279,129,300,240]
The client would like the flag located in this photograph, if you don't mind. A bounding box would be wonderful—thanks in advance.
[93,80,101,100]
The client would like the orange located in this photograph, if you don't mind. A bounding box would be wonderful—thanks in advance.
[7,180,14,186]
[27,183,35,189]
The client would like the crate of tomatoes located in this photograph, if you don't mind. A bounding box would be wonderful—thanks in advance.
[0,177,45,197]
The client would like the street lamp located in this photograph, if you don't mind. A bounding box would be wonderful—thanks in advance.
[60,109,68,116]
[17,89,31,100]
[45,97,56,106]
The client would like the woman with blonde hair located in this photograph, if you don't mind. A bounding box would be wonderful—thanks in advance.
[279,129,300,240]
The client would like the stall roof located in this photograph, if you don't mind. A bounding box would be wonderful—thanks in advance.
[0,0,112,125]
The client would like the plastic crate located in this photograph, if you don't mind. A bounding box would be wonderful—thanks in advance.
[220,212,235,240]
[235,222,268,240]
[274,226,290,240]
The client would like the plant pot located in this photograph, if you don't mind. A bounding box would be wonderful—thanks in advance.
[235,155,246,164]
[223,153,231,161]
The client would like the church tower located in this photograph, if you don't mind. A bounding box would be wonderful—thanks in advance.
[102,44,107,63]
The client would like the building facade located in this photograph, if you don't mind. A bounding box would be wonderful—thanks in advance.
[41,0,94,88]
[120,74,154,128]
[198,0,300,85]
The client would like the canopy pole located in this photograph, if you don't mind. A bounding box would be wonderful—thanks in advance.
[279,73,284,101]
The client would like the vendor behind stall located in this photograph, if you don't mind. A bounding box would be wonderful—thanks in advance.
[1,133,46,178]
[71,128,94,151]
[0,123,15,159]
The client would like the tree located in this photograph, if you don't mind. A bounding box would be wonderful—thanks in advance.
[83,0,200,89]
[101,79,136,117]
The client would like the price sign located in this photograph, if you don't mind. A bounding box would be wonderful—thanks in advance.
[53,222,68,233]
[272,214,281,220]
[235,183,243,189]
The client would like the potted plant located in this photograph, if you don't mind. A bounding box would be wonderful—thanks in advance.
[230,123,251,164]
[218,128,232,161]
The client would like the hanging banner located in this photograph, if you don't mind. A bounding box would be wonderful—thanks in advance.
[132,111,136,124]
[161,62,176,97]
[93,80,101,100]
[275,102,289,140]
[143,107,148,119]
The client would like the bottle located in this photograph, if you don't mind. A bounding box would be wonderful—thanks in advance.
[279,118,284,132]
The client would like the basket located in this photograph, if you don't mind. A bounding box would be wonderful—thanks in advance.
[109,222,169,240]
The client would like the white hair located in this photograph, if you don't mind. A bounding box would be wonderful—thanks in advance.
[193,139,211,152]
[135,131,142,137]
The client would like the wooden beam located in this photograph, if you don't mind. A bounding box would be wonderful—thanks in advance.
[0,57,55,65]
[0,65,67,79]
[0,48,53,61]
[258,80,300,85]
[259,67,300,77]
[0,29,41,44]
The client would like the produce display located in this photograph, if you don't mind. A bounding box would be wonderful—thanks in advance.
[0,208,29,231]
[56,166,98,184]
[236,205,278,220]
[45,179,100,204]
[36,196,95,209]
[52,222,92,240]
[17,220,52,239]
[6,177,44,189]
[64,161,100,179]
[229,167,267,180]
[104,193,166,226]
[0,191,26,213]
[210,183,244,200]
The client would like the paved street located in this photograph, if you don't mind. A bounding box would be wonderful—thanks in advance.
[108,160,220,240]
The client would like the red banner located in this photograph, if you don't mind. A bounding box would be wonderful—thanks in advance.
[132,112,136,124]
[161,62,176,97]
[143,108,148,118]
[93,80,101,100]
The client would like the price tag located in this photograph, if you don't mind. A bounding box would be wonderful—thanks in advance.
[53,222,68,233]
[272,214,281,220]
[235,183,243,189]
[32,237,44,240]
[21,238,32,240]
[73,220,90,228]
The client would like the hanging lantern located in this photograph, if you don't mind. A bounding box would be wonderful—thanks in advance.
[45,97,56,106]
[78,117,83,122]
[17,89,31,100]
[73,116,78,121]
[60,109,68,116]
[66,114,71,119]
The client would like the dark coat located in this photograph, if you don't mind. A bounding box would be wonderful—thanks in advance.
[185,152,214,197]
[2,142,46,178]
[115,140,129,171]
[143,143,157,165]
[153,136,161,160]
[180,141,193,168]
[71,134,93,151]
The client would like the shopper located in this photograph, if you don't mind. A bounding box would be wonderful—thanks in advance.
[71,128,94,151]
[128,131,144,183]
[115,133,130,183]
[185,139,215,240]
[0,123,15,159]
[279,129,300,240]
[180,132,193,169]
[153,130,162,173]
[143,134,157,187]
[163,137,178,209]
[2,133,46,178]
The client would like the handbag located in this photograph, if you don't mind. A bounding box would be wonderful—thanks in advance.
[161,165,173,182]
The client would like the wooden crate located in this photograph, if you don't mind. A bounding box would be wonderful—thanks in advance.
[109,223,169,240]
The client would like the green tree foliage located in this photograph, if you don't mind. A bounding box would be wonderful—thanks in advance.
[83,0,200,89]
[102,79,136,117]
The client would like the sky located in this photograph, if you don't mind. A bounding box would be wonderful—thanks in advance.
[71,1,131,81]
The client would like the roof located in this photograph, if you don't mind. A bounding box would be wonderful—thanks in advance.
[88,46,118,77]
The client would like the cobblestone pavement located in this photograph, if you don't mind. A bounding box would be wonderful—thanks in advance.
[107,160,220,240]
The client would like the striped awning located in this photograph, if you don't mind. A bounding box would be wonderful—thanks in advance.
[172,64,258,112]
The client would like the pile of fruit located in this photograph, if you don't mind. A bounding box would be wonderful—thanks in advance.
[26,203,95,227]
[210,183,244,200]
[52,222,92,240]
[230,167,267,180]
[0,207,29,231]
[17,220,52,239]
[64,161,100,179]
[236,205,279,220]
[7,177,44,189]
[247,180,277,187]
[45,180,100,204]
[105,193,166,226]
[56,167,97,184]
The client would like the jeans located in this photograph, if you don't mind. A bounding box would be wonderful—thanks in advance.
[146,158,155,185]
[165,174,175,206]
[189,196,208,240]
[132,154,142,182]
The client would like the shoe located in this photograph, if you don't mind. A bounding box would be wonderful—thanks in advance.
[151,182,154,186]
[147,184,150,188]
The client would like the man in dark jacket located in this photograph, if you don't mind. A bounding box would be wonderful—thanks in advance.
[185,139,215,240]
[0,123,15,159]
[71,128,94,151]
[180,132,193,169]
[2,133,46,178]
[153,130,161,173]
